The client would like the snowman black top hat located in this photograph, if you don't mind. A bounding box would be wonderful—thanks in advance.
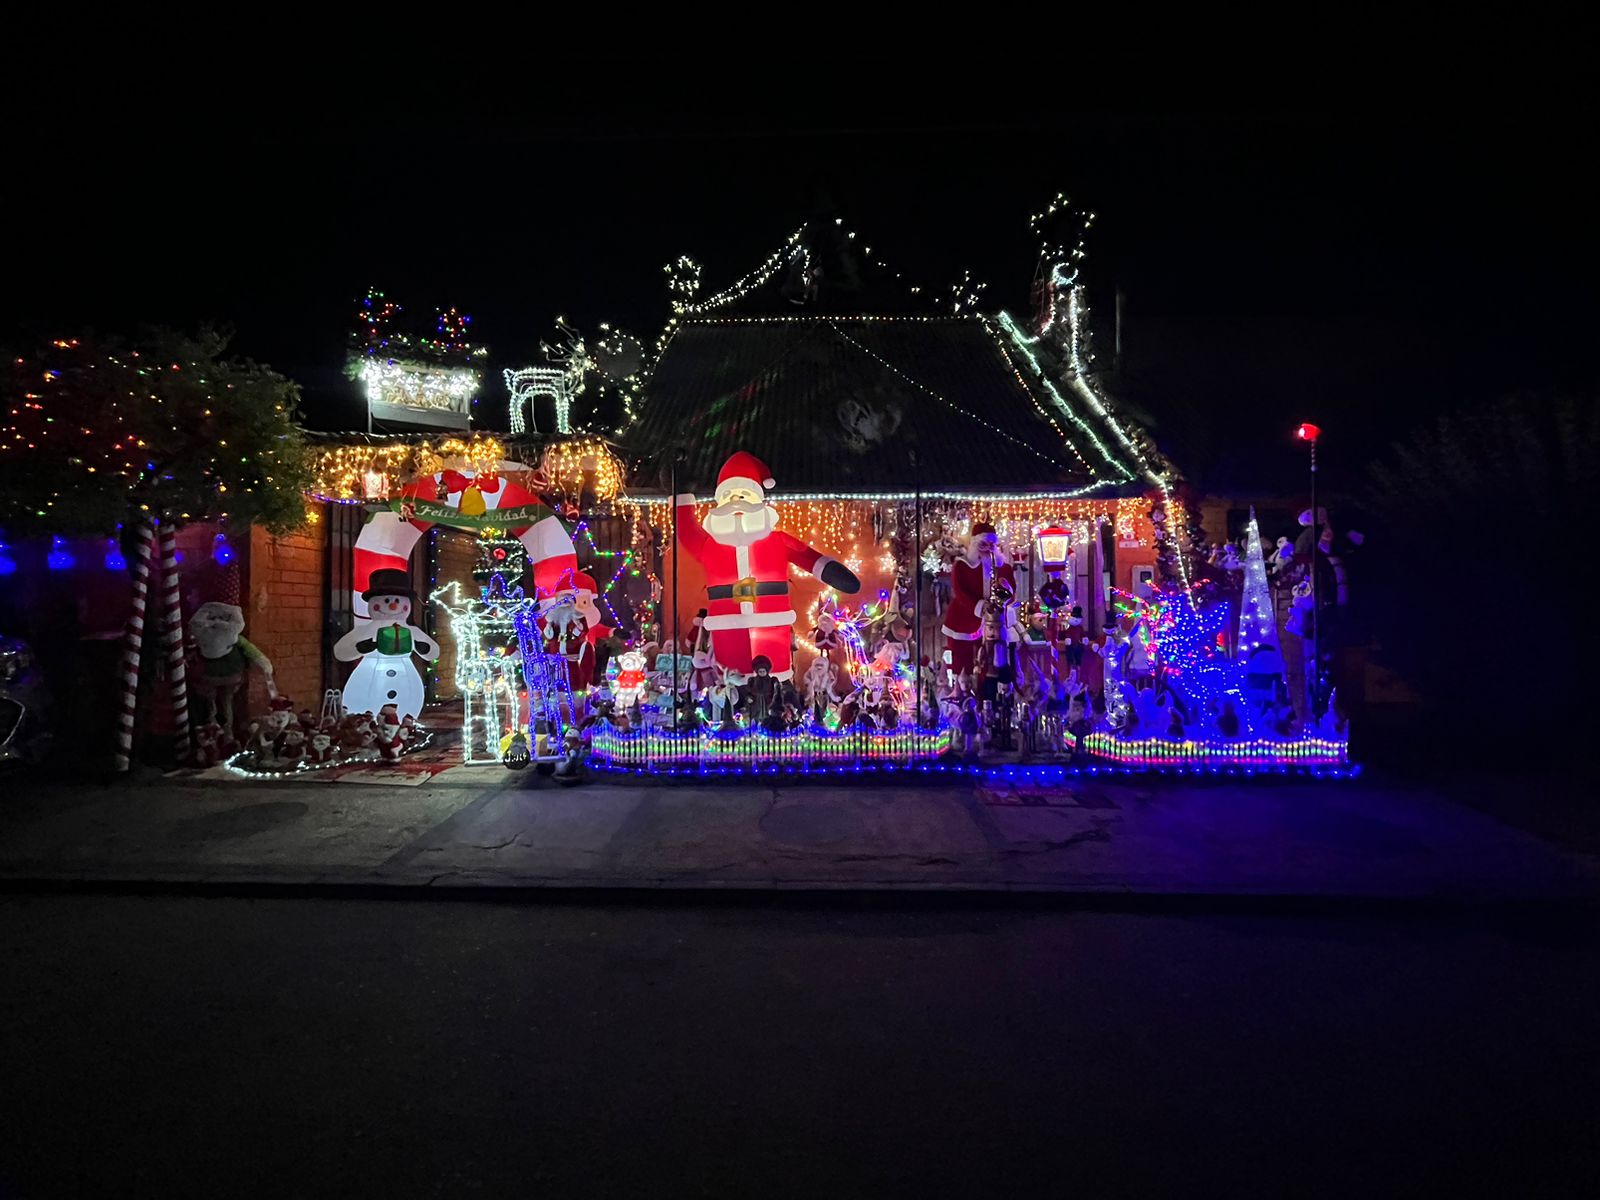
[362,568,417,605]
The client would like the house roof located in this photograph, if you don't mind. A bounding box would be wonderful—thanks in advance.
[625,315,1142,499]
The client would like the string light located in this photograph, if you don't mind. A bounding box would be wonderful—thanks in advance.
[431,579,535,764]
[356,359,479,417]
[824,319,1095,475]
[1078,731,1349,769]
[539,438,624,502]
[349,287,486,425]
[504,366,577,436]
[590,721,954,770]
[2,331,309,536]
[1238,507,1277,654]
[307,436,508,502]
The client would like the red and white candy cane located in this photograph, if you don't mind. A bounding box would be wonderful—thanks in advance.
[158,523,190,762]
[113,521,157,773]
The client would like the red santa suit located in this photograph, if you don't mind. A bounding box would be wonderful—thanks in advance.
[675,452,860,681]
[544,613,594,693]
[939,523,1015,676]
[572,570,612,648]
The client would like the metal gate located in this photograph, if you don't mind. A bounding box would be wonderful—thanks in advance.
[321,501,364,694]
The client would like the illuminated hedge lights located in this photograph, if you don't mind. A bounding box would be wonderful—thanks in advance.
[1079,731,1349,768]
[589,722,954,769]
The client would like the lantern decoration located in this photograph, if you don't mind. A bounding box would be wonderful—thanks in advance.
[1036,525,1072,610]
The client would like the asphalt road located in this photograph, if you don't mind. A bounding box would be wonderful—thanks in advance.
[2,894,1595,1198]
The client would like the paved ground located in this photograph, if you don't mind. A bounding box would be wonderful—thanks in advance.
[0,768,1594,900]
[1,892,1595,1196]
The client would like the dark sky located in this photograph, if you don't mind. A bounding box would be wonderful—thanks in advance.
[8,102,1595,496]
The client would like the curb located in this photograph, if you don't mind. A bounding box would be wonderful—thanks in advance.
[3,871,1596,916]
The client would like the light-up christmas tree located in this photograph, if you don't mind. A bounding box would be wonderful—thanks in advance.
[473,532,527,593]
[1238,507,1277,655]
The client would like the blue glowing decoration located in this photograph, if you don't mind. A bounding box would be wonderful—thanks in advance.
[46,536,75,571]
[212,533,235,567]
[104,539,127,572]
[0,542,15,576]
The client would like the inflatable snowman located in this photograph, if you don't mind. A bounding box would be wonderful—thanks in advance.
[333,568,436,720]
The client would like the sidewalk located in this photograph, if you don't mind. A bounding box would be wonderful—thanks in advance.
[1,765,1594,901]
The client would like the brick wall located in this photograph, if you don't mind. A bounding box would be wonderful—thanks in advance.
[244,523,328,713]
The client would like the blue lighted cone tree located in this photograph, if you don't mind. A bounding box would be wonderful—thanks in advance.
[1238,507,1276,655]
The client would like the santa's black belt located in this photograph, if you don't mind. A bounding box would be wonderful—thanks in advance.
[707,581,789,600]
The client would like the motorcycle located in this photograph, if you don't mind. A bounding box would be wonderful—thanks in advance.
[0,635,53,765]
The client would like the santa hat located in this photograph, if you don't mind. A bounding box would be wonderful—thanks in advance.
[715,452,776,504]
[572,570,598,597]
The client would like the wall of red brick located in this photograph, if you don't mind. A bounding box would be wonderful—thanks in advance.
[244,523,328,713]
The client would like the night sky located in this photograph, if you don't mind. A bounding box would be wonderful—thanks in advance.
[9,103,1594,498]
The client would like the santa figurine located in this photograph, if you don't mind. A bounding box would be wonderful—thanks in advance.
[539,587,594,695]
[249,696,296,759]
[193,722,224,768]
[188,601,275,733]
[675,452,860,682]
[276,724,307,771]
[803,655,837,722]
[307,729,337,765]
[374,703,409,763]
[939,523,1015,680]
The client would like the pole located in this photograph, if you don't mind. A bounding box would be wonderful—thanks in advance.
[914,491,923,729]
[1308,438,1319,716]
[158,524,190,764]
[113,520,157,773]
[670,459,681,728]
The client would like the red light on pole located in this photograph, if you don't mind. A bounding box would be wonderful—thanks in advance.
[1296,422,1322,443]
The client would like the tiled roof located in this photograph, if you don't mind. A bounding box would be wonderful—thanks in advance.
[626,316,1125,497]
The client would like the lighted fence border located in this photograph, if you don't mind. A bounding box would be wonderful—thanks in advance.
[588,722,955,770]
[1078,730,1349,769]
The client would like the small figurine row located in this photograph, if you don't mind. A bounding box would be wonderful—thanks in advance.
[203,695,420,771]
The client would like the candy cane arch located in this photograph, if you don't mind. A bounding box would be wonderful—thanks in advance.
[350,465,577,617]
[157,524,191,762]
[112,521,157,773]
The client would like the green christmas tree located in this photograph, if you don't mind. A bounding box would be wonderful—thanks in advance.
[474,533,527,595]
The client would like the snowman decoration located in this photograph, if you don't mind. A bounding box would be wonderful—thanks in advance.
[333,569,436,721]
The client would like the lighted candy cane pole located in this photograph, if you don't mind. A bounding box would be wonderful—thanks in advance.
[112,521,157,773]
[157,524,191,762]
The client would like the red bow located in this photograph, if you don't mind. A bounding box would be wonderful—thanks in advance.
[439,470,502,496]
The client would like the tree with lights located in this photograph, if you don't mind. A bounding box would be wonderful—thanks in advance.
[2,328,310,536]
[1,328,311,769]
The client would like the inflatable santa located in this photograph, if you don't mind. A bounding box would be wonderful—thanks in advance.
[939,522,1015,677]
[675,452,860,681]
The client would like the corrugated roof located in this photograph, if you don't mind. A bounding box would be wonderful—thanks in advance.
[626,316,1119,497]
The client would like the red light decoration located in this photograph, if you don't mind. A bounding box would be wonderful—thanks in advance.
[1296,423,1322,443]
